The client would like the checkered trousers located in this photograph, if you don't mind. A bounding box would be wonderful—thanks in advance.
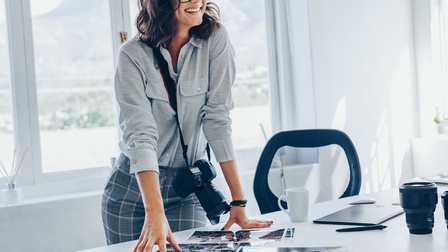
[101,153,208,245]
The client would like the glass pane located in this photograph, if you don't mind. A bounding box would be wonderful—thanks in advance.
[0,0,15,171]
[129,0,138,37]
[213,0,271,149]
[30,0,118,173]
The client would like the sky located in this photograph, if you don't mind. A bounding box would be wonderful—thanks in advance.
[0,0,63,22]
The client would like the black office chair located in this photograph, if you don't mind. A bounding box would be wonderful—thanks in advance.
[253,129,362,214]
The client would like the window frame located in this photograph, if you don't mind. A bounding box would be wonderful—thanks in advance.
[6,0,39,185]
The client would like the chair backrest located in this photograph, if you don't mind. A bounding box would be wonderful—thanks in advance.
[253,129,361,214]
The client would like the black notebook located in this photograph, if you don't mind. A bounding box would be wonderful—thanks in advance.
[313,204,404,226]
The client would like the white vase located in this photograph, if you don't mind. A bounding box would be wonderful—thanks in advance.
[1,183,22,205]
[438,120,448,135]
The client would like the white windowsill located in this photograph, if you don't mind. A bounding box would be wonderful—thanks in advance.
[0,175,108,208]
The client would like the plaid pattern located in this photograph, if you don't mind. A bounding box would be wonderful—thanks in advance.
[101,154,207,245]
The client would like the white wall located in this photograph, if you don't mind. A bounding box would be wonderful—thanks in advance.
[0,176,109,251]
[0,191,106,252]
[305,0,417,192]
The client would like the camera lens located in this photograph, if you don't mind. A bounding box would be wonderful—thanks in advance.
[399,181,438,234]
[195,183,230,225]
[442,191,448,229]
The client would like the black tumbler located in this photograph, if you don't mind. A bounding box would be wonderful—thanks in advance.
[399,181,438,234]
[442,191,448,229]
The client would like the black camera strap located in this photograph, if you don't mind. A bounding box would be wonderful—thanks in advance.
[152,47,211,167]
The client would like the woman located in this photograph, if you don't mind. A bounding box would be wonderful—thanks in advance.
[101,0,273,251]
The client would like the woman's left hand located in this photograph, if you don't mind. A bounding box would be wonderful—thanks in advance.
[220,206,273,231]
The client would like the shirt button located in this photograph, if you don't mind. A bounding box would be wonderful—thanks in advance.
[162,93,166,98]
[165,153,170,157]
[197,87,201,92]
[181,54,185,58]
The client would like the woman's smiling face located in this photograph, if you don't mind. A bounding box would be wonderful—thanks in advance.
[172,0,206,32]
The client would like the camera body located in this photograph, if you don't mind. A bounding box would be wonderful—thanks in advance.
[173,159,231,225]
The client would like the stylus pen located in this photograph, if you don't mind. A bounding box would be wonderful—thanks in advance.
[336,225,387,232]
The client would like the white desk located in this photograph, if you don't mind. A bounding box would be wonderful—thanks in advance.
[80,185,448,252]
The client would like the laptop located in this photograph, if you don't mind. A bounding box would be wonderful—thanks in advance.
[313,204,404,226]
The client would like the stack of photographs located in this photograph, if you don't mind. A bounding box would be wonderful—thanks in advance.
[160,228,349,252]
[164,244,350,252]
[184,228,287,243]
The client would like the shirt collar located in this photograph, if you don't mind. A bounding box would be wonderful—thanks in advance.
[157,35,202,62]
[189,35,203,48]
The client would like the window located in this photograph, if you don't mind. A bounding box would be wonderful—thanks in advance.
[29,0,118,173]
[3,0,123,187]
[213,0,271,150]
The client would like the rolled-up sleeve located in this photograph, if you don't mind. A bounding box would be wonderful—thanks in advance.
[115,42,160,174]
[200,27,236,162]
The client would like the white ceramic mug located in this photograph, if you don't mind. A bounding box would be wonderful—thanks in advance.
[277,187,309,222]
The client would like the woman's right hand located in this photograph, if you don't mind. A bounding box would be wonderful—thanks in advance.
[135,170,181,251]
[133,211,182,252]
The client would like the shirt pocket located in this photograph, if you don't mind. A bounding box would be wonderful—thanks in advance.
[145,76,169,103]
[179,77,208,97]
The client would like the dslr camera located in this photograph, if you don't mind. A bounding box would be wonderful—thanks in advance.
[173,159,231,225]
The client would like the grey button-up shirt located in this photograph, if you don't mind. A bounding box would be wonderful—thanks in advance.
[115,26,236,174]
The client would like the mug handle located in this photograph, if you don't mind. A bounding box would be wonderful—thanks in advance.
[278,195,288,212]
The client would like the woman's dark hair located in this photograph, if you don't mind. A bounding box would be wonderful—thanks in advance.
[136,0,221,48]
